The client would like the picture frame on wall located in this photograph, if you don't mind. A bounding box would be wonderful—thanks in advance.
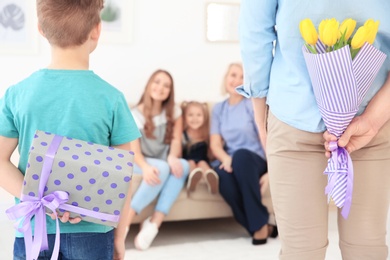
[0,0,39,55]
[100,0,133,44]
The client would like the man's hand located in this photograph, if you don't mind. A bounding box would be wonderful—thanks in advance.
[323,131,338,158]
[323,115,379,156]
[337,115,378,153]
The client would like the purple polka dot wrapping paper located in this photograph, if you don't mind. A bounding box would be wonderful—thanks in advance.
[22,130,134,227]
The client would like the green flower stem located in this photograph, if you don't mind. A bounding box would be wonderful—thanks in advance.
[305,43,318,54]
[351,48,360,59]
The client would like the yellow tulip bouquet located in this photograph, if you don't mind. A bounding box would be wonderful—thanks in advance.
[300,18,379,58]
[299,18,387,219]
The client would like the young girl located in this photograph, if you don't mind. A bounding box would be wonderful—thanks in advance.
[125,69,190,250]
[181,101,219,194]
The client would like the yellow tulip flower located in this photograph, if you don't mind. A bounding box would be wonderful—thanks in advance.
[318,19,329,44]
[339,18,356,40]
[299,18,318,45]
[320,18,339,47]
[351,25,369,49]
[299,17,381,59]
[364,19,380,44]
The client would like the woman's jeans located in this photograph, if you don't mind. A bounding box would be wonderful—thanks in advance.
[131,157,190,215]
[214,149,268,235]
[14,230,114,260]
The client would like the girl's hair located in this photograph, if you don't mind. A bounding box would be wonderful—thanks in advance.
[137,70,175,144]
[181,101,210,142]
[221,62,243,96]
[37,0,104,48]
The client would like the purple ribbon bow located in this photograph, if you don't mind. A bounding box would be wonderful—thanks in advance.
[324,141,354,218]
[6,191,69,260]
[6,135,65,260]
[6,134,121,259]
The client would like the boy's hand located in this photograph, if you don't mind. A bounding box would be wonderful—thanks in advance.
[49,211,81,224]
[113,238,125,260]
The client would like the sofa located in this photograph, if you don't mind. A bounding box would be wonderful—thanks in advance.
[129,101,275,225]
[130,172,276,225]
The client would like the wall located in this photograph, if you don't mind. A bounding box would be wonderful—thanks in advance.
[0,0,241,104]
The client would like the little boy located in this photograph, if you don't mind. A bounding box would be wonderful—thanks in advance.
[0,0,140,259]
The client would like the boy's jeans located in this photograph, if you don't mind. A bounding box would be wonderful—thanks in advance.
[13,230,114,260]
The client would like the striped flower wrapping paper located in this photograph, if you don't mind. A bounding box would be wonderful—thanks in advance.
[303,41,387,218]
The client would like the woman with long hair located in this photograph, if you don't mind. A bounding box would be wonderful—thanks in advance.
[126,69,190,250]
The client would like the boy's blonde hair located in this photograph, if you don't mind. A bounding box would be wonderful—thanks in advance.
[37,0,104,48]
[137,70,175,144]
[181,101,210,142]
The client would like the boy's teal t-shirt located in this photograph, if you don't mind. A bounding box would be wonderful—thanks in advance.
[0,69,141,236]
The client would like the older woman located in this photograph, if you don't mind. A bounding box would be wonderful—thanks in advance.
[210,63,277,245]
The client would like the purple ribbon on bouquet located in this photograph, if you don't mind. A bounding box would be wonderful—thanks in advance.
[324,141,354,219]
[6,134,120,260]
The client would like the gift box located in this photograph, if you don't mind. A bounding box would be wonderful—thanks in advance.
[21,130,134,227]
[6,130,134,259]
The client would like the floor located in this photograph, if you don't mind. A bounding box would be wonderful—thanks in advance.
[1,187,389,259]
[124,209,342,260]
